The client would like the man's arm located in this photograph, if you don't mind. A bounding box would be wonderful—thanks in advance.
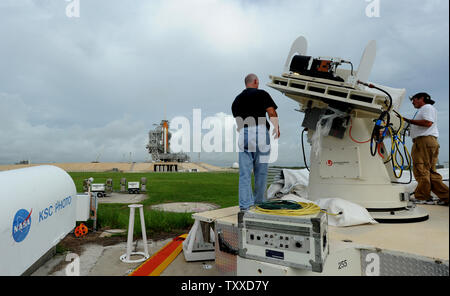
[404,118,433,127]
[266,107,280,139]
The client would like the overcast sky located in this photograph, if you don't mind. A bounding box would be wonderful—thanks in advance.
[0,0,448,167]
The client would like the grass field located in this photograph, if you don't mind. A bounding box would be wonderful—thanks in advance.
[69,172,240,236]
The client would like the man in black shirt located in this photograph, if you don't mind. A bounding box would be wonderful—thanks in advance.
[232,73,280,210]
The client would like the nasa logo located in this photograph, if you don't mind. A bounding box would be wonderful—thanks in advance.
[327,160,333,166]
[12,209,32,243]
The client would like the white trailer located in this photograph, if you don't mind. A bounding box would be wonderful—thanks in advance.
[128,181,140,194]
[91,183,106,197]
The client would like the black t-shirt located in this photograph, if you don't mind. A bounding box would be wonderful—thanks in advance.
[231,88,278,131]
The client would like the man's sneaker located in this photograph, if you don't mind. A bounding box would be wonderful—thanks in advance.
[437,200,449,206]
[412,198,435,205]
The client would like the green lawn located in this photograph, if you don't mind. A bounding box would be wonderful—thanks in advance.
[145,172,239,208]
[69,172,240,236]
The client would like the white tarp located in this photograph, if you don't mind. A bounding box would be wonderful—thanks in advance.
[315,198,378,226]
[267,169,309,199]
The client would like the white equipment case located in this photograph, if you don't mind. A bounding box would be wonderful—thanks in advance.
[238,210,329,272]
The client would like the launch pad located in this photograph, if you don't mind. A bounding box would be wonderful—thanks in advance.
[146,120,190,163]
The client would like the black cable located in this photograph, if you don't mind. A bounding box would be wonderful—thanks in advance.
[370,84,393,112]
[357,80,393,112]
[355,83,393,158]
[390,137,404,179]
[341,60,354,76]
[370,111,390,157]
[391,122,412,184]
[301,128,310,172]
[348,61,354,76]
[258,200,303,210]
[217,231,238,255]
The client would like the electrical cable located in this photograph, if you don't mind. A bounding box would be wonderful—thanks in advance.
[253,200,342,217]
[389,127,405,178]
[349,117,371,144]
[356,81,394,157]
[357,80,393,112]
[301,128,310,172]
[372,85,393,112]
[375,111,412,184]
[378,143,385,159]
[353,81,413,184]
[341,60,354,76]
[369,111,390,157]
[389,113,413,184]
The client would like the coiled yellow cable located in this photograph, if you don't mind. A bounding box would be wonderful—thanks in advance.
[253,201,340,217]
[385,114,412,177]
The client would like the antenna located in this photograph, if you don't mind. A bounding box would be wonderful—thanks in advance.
[284,36,308,72]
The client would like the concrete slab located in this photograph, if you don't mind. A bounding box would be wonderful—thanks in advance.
[31,237,221,276]
[151,202,219,213]
[160,252,221,276]
[31,253,67,276]
[31,243,105,276]
[88,242,146,276]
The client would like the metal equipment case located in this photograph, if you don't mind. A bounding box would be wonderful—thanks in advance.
[215,216,239,276]
[238,210,329,272]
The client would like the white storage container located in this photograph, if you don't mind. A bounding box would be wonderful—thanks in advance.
[91,183,105,192]
[0,165,77,275]
[76,194,90,222]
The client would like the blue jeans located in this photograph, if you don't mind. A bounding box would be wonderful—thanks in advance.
[238,126,271,210]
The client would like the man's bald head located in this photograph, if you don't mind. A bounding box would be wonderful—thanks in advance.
[245,73,259,88]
